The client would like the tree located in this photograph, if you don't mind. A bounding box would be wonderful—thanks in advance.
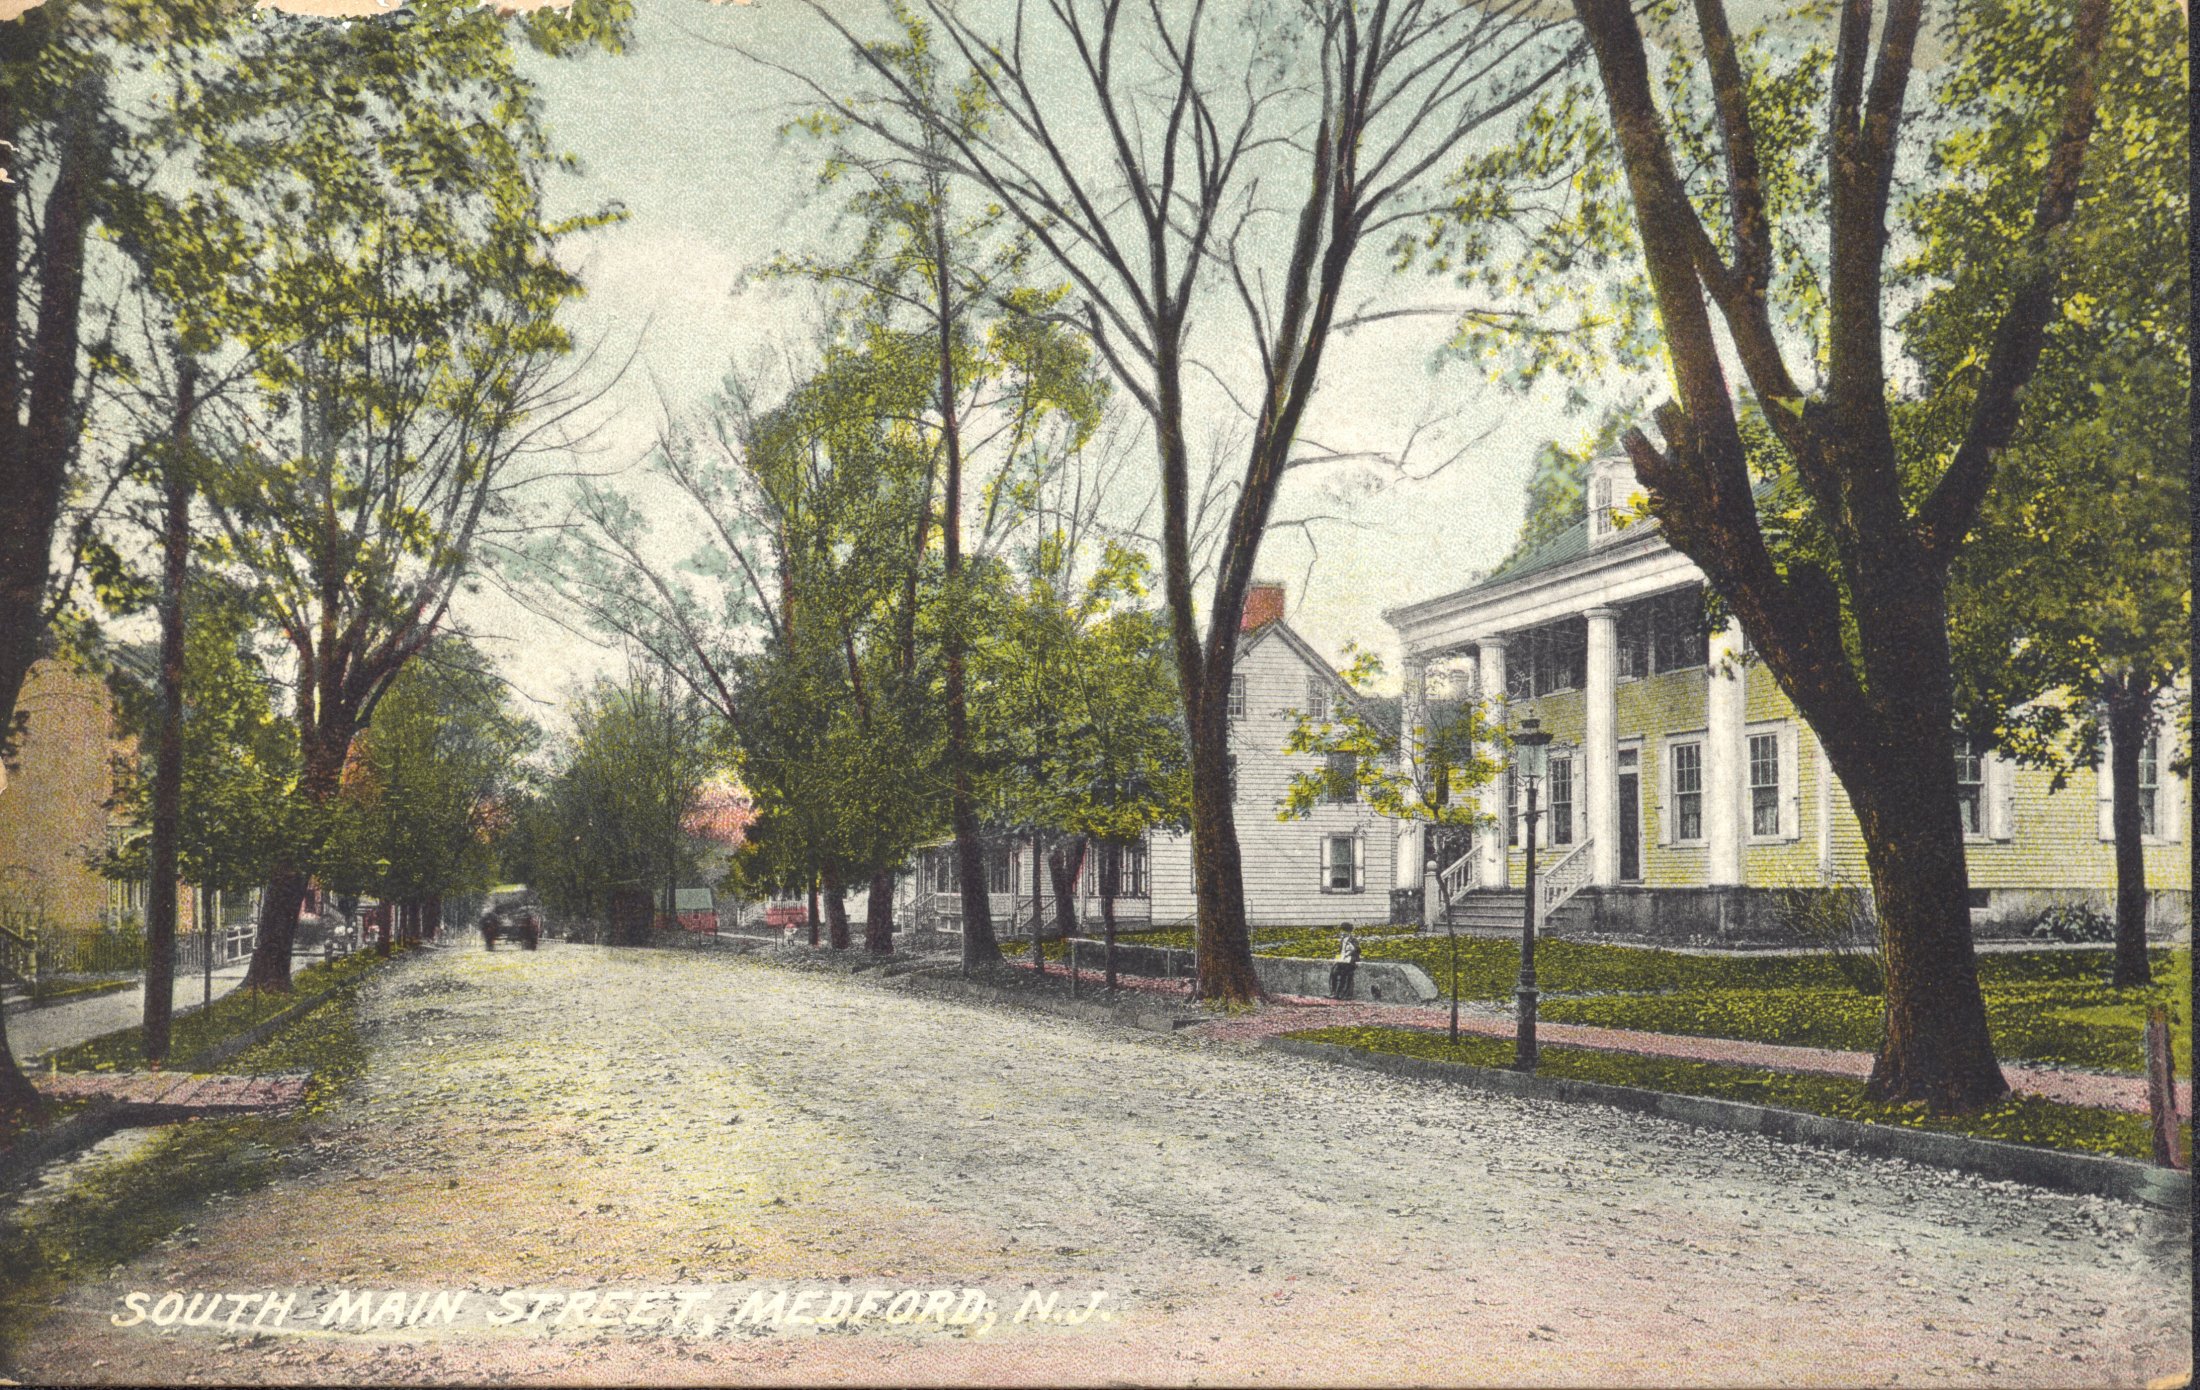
[319,642,535,951]
[167,1,625,991]
[1041,548,1193,989]
[98,575,300,1042]
[1926,0,2188,989]
[798,0,1580,1003]
[1562,0,2118,1108]
[1280,648,1504,1036]
[534,668,718,944]
[757,28,1112,972]
[0,0,243,1120]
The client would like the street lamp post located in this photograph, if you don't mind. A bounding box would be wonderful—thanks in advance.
[1512,715,1552,1072]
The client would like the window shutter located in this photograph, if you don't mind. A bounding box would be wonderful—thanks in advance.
[1353,835,1366,892]
[1656,743,1671,846]
[1780,726,1800,840]
[1318,835,1330,889]
[2097,738,2115,841]
[2156,737,2182,843]
[1986,752,2015,841]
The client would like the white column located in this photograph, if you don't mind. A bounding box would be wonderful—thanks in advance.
[1815,737,1835,884]
[1475,637,1509,889]
[1584,607,1619,888]
[1704,617,1746,886]
[1399,654,1430,906]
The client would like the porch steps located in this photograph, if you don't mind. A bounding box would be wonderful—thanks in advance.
[1443,891,1528,933]
[1439,890,1598,934]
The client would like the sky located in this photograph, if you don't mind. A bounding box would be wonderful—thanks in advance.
[459,0,1618,721]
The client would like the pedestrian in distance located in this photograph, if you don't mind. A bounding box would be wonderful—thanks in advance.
[1330,925,1361,1000]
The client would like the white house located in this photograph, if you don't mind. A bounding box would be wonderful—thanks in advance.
[908,582,1398,934]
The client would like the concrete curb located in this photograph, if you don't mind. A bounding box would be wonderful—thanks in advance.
[184,988,339,1072]
[884,966,1207,1034]
[1264,1036,2194,1210]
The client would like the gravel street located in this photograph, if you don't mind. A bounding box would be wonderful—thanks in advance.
[7,941,2190,1387]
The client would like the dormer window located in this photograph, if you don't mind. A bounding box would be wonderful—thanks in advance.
[1588,455,1651,549]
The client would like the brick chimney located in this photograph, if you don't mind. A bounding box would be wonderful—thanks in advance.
[1240,581,1286,633]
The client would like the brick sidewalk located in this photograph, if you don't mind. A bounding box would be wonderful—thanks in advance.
[1006,957,2191,1116]
[33,1071,309,1116]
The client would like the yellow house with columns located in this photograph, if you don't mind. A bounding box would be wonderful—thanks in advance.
[1385,456,2189,944]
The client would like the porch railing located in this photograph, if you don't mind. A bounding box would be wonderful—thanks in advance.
[1438,850,1477,906]
[1537,838,1596,921]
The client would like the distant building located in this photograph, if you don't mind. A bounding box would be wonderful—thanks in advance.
[0,656,223,947]
[909,581,1396,935]
[1384,455,2190,941]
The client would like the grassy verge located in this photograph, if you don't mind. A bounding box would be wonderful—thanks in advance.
[43,948,388,1073]
[1286,1024,2192,1163]
[1078,925,2185,1074]
[0,950,384,1360]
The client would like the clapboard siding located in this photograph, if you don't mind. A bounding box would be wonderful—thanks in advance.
[1148,626,1396,928]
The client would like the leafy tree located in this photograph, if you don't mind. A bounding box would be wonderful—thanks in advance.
[100,578,300,904]
[1924,0,2189,989]
[156,1,626,991]
[799,0,1581,1003]
[1281,649,1505,1037]
[1550,0,2121,1109]
[1035,547,1193,988]
[761,26,1111,972]
[319,642,535,951]
[534,669,718,946]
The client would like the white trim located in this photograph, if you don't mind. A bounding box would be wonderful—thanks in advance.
[1391,531,1702,658]
[1661,730,1710,848]
[1743,719,1800,845]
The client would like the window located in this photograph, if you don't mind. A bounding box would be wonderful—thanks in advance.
[986,847,1013,897]
[1323,834,1362,891]
[1325,751,1358,805]
[1508,770,1521,846]
[1306,678,1331,723]
[1505,621,1587,700]
[1228,674,1247,719]
[1750,733,1782,837]
[1119,842,1149,899]
[1590,476,1614,538]
[1953,735,1984,837]
[1547,755,1573,846]
[2139,734,2160,838]
[1671,741,1704,842]
[933,852,959,894]
[1617,587,1710,677]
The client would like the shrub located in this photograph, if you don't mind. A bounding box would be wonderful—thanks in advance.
[1771,884,1883,996]
[2035,901,2115,944]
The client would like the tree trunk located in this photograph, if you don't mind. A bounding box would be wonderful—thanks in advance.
[1049,836,1084,941]
[864,868,894,955]
[1187,690,1260,1003]
[610,887,652,946]
[1838,726,2010,1112]
[806,876,820,948]
[2106,688,2154,988]
[1099,840,1120,991]
[1030,829,1046,971]
[143,366,195,1065]
[244,860,310,991]
[822,866,851,951]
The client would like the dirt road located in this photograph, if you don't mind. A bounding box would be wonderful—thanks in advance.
[7,942,2189,1385]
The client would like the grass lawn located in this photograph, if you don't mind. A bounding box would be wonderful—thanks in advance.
[1085,924,2187,1074]
[0,950,385,1357]
[1285,1024,2192,1163]
[44,947,391,1074]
